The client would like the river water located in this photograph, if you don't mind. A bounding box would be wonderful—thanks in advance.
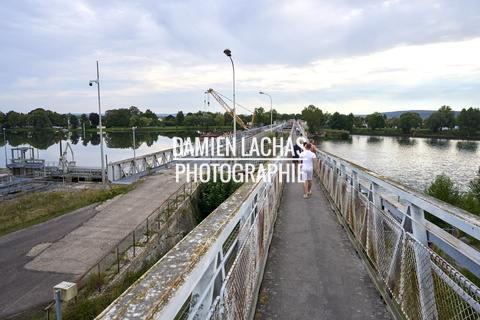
[316,135,480,192]
[2,132,479,193]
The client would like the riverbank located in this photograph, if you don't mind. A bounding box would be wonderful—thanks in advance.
[351,128,480,141]
[3,125,234,133]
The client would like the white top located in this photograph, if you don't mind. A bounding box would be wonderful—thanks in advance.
[300,150,316,172]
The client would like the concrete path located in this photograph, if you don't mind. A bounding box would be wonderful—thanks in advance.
[255,180,393,319]
[0,168,184,319]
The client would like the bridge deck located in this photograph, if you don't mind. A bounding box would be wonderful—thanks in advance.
[254,180,393,319]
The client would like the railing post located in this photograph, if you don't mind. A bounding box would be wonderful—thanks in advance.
[98,264,102,292]
[146,217,149,242]
[340,164,345,178]
[351,170,359,191]
[133,231,136,257]
[117,246,120,275]
[408,204,428,246]
[368,182,382,208]
[408,204,438,320]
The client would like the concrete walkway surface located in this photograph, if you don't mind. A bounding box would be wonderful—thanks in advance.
[254,180,393,320]
[0,168,184,319]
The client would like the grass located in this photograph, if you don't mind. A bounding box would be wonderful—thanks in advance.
[0,184,136,236]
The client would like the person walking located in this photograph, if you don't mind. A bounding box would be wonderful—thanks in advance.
[309,139,317,153]
[300,142,319,199]
[292,140,302,175]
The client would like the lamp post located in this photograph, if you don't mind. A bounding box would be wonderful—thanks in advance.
[3,128,6,167]
[89,61,106,190]
[223,49,236,147]
[132,126,137,161]
[259,91,273,131]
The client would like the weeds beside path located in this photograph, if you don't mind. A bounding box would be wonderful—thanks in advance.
[0,183,136,236]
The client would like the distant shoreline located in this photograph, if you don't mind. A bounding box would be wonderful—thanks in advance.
[350,131,480,141]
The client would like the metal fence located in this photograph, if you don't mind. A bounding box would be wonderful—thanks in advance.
[317,149,480,320]
[108,148,176,182]
[107,129,273,182]
[96,125,292,320]
[76,178,200,290]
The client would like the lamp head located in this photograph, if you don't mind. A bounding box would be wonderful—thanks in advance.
[259,92,264,94]
[223,49,232,57]
[89,80,98,86]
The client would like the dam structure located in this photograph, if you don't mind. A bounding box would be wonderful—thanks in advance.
[95,123,480,320]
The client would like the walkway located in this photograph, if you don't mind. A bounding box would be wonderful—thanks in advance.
[0,167,184,319]
[254,180,393,319]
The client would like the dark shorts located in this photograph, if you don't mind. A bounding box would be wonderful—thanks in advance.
[292,159,299,163]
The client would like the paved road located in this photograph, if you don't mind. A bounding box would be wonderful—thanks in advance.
[0,168,183,319]
[255,180,393,319]
[0,204,98,318]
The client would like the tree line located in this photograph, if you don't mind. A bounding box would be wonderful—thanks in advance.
[300,105,480,137]
[0,106,301,130]
[3,104,480,137]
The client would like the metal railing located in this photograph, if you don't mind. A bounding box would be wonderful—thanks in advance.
[108,148,176,182]
[76,178,200,290]
[316,149,480,319]
[96,126,293,320]
[106,128,276,182]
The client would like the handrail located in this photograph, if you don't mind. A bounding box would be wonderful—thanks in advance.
[95,122,294,319]
[315,147,480,319]
[76,176,200,287]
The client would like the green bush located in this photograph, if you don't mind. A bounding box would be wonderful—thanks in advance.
[197,174,242,221]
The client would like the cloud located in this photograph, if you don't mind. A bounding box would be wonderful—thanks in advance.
[0,0,480,115]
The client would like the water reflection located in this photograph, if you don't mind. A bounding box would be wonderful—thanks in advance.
[456,141,478,152]
[425,139,450,149]
[395,137,417,147]
[318,135,480,192]
[367,136,383,144]
[0,129,201,168]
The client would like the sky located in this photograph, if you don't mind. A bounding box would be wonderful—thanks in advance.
[1,0,480,117]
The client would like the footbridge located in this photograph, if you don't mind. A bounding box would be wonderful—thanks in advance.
[96,126,480,320]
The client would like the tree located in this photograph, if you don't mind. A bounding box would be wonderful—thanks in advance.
[69,114,79,129]
[0,111,5,128]
[104,108,130,127]
[28,109,52,129]
[80,114,91,130]
[425,112,442,133]
[425,106,456,132]
[129,115,140,127]
[89,113,100,126]
[469,166,480,204]
[6,111,27,128]
[46,110,64,126]
[176,111,184,126]
[253,107,267,125]
[457,107,480,136]
[129,106,141,117]
[184,114,201,127]
[329,112,345,130]
[345,113,356,132]
[215,114,224,127]
[365,112,385,130]
[301,105,326,133]
[425,173,462,206]
[398,112,422,134]
[438,105,456,129]
[142,109,158,126]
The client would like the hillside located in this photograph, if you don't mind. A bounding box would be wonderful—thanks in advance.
[357,110,461,119]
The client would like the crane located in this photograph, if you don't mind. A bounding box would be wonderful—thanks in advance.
[206,88,249,130]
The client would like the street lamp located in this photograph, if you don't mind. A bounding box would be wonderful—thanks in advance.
[89,61,106,190]
[3,128,6,167]
[223,49,236,148]
[259,91,273,131]
[132,126,137,162]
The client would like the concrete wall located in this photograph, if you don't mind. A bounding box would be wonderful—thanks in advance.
[113,186,200,283]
